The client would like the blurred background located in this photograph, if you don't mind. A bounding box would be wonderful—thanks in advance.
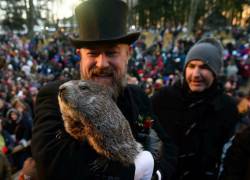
[1,0,250,37]
[0,0,250,178]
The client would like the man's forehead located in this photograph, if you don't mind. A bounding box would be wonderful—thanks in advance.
[188,59,205,65]
[81,43,128,50]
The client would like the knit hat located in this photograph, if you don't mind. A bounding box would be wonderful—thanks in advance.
[184,37,224,77]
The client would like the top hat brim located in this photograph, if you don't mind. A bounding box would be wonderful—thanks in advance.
[70,32,140,48]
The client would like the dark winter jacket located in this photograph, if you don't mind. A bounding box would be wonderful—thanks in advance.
[0,152,12,180]
[151,81,240,180]
[0,130,15,153]
[219,127,250,180]
[32,80,177,180]
[5,109,32,144]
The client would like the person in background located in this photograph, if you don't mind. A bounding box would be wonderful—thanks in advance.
[5,108,31,171]
[151,37,240,180]
[0,119,15,157]
[219,91,250,180]
[234,91,250,133]
[0,151,12,180]
[219,126,250,180]
[18,157,37,180]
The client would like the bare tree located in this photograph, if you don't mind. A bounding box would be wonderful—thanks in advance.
[187,0,201,35]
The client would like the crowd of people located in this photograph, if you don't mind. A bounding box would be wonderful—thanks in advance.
[128,27,250,97]
[0,0,249,179]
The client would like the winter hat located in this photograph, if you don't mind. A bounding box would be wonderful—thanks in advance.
[184,37,224,77]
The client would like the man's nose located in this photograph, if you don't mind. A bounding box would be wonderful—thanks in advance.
[193,67,201,76]
[96,54,109,68]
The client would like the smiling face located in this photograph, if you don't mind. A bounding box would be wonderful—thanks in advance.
[78,43,131,97]
[185,60,215,92]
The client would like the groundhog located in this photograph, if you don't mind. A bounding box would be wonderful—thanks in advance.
[58,80,143,166]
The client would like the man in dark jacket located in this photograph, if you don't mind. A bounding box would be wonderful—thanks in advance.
[151,37,240,180]
[31,0,177,179]
[219,126,250,180]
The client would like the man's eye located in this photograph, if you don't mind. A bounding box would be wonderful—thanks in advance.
[187,64,195,69]
[201,64,210,70]
[105,51,117,57]
[88,52,99,57]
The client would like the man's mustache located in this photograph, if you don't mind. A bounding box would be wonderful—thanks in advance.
[90,67,114,76]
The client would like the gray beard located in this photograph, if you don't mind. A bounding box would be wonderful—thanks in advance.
[80,73,127,101]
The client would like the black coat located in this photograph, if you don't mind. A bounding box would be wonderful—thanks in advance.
[32,80,177,180]
[219,127,250,180]
[151,81,240,180]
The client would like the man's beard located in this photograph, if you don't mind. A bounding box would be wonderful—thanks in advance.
[81,66,127,100]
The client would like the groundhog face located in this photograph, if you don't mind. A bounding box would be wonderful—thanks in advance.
[58,80,143,165]
[58,80,114,119]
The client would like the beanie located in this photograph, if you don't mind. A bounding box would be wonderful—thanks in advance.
[184,37,224,77]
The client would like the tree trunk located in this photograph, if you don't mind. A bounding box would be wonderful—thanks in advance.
[187,0,201,35]
[27,0,35,37]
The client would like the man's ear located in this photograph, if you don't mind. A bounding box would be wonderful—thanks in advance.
[76,49,80,55]
[128,45,133,55]
[127,45,133,59]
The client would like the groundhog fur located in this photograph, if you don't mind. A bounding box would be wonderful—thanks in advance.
[58,80,143,166]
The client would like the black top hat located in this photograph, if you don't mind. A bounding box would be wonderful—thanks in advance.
[70,0,140,48]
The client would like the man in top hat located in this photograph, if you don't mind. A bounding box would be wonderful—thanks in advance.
[31,0,177,179]
[151,37,240,180]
